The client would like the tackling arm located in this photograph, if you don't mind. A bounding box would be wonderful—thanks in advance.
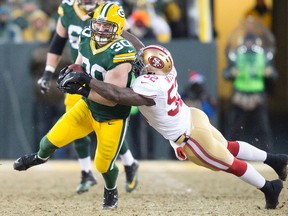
[88,63,154,106]
[58,70,155,106]
[88,78,155,106]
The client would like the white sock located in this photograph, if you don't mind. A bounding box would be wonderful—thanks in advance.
[239,163,266,189]
[119,150,134,166]
[78,156,92,173]
[237,141,267,161]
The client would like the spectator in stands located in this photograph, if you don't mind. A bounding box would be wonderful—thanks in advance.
[156,0,185,38]
[10,1,38,32]
[22,9,51,43]
[182,71,217,120]
[224,30,277,152]
[127,9,154,40]
[0,4,22,43]
[127,0,171,43]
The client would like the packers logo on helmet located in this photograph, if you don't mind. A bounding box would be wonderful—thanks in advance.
[134,45,174,76]
[91,2,125,45]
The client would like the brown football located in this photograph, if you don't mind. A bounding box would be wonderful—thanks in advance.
[68,64,85,73]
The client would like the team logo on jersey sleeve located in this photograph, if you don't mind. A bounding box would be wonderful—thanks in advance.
[148,56,164,69]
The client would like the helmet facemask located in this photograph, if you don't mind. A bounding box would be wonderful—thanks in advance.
[91,18,118,46]
[78,0,98,13]
[134,49,148,77]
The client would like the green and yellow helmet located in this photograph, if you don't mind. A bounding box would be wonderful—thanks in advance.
[90,2,125,45]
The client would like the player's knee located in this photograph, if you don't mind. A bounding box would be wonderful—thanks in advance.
[94,156,110,174]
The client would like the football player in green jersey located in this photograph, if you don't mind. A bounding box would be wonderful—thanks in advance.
[36,0,142,194]
[14,2,140,209]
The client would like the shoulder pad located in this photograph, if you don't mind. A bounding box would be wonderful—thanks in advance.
[58,0,74,16]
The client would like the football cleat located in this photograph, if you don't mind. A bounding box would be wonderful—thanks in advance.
[103,187,118,210]
[260,179,283,209]
[124,160,139,193]
[264,153,288,181]
[13,153,48,171]
[76,170,97,194]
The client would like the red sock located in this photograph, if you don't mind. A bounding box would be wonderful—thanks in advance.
[227,141,240,157]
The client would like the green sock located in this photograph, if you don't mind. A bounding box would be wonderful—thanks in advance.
[119,140,129,155]
[102,165,119,189]
[73,136,91,158]
[38,135,59,159]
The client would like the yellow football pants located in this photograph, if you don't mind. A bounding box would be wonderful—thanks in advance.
[47,99,127,173]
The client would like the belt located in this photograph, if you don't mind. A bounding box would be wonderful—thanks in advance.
[174,134,189,145]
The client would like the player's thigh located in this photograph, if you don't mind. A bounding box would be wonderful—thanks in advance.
[188,108,233,170]
[47,99,93,147]
[64,93,82,111]
[209,124,227,147]
[93,118,129,173]
[190,107,227,147]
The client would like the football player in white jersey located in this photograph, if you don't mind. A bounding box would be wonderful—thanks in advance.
[58,44,288,209]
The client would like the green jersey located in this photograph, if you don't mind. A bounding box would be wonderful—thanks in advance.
[58,0,91,62]
[79,27,136,122]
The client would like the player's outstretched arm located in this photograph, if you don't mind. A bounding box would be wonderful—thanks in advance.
[58,71,154,107]
[88,78,155,106]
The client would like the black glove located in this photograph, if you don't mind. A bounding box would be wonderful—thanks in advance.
[59,71,92,87]
[57,65,72,86]
[61,83,91,98]
[58,72,92,97]
[37,70,53,94]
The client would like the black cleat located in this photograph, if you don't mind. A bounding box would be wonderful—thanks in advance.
[103,187,118,210]
[124,160,139,192]
[265,153,288,181]
[260,179,283,209]
[76,170,97,194]
[13,153,48,171]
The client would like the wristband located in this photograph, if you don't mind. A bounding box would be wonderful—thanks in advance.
[45,65,56,73]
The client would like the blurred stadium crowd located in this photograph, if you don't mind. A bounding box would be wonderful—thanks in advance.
[0,0,215,44]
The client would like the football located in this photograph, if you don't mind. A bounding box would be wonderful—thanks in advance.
[68,64,85,73]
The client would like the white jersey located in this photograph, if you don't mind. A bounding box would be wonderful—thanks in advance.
[132,67,191,141]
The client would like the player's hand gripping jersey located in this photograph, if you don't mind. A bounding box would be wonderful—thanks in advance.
[78,27,136,121]
[132,67,191,141]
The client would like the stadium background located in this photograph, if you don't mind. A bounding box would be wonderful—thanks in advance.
[1,1,288,215]
[1,0,288,160]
